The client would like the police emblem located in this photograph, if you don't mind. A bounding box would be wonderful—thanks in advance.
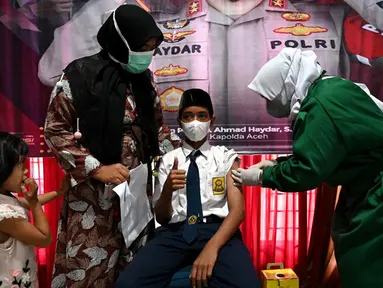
[269,0,287,9]
[281,12,310,22]
[212,177,225,195]
[163,19,190,30]
[163,30,196,43]
[160,86,184,112]
[154,65,188,77]
[188,215,198,225]
[187,0,202,17]
[274,23,328,36]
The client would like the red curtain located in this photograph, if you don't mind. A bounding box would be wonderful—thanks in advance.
[27,158,64,288]
[240,154,316,275]
[302,184,339,287]
[26,155,336,287]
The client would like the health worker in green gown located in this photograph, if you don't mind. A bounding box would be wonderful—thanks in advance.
[232,47,383,288]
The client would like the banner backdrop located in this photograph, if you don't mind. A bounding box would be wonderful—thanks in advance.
[1,0,382,156]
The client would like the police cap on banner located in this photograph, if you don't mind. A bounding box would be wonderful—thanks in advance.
[178,89,214,118]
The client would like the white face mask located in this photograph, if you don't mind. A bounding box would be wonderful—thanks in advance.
[181,120,211,142]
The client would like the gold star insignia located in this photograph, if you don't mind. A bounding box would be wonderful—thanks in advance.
[273,0,284,7]
[190,2,199,13]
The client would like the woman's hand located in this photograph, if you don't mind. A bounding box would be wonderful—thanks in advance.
[93,164,130,184]
[21,178,39,207]
[231,166,263,186]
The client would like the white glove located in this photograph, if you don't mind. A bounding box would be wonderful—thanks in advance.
[251,159,277,169]
[231,167,263,186]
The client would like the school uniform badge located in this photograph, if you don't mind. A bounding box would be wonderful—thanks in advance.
[212,177,225,195]
[188,215,198,225]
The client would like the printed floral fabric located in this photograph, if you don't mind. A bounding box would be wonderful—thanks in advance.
[45,74,181,287]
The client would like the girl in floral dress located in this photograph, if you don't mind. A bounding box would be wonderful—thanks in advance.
[0,132,68,288]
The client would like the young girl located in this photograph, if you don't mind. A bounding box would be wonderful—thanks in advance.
[0,132,68,287]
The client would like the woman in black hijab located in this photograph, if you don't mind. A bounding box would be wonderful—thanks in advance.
[44,4,180,287]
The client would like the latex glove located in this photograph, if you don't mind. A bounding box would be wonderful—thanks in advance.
[231,167,263,186]
[251,159,277,169]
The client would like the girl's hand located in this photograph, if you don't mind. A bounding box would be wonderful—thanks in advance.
[57,176,70,196]
[21,178,39,207]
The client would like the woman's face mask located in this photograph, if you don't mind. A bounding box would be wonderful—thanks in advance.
[112,10,155,74]
[121,50,155,74]
[266,97,291,118]
[181,120,211,142]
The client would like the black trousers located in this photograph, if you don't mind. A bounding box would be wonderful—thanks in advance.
[115,222,261,288]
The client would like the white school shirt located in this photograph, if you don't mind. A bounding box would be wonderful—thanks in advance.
[153,141,238,224]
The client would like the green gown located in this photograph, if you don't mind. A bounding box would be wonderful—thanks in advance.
[262,76,383,287]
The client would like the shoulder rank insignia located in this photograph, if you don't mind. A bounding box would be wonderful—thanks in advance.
[269,0,287,9]
[187,0,202,18]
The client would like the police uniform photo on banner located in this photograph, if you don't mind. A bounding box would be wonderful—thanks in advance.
[148,0,348,154]
[1,0,382,155]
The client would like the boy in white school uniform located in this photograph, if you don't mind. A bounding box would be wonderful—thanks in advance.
[116,88,261,288]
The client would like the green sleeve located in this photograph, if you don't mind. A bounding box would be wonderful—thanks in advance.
[276,156,292,163]
[262,98,347,192]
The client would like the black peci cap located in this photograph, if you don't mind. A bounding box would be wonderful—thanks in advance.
[178,89,214,118]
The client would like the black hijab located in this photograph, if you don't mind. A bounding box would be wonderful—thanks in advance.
[63,4,163,165]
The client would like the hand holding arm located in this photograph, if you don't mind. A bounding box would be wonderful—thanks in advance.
[231,166,263,186]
